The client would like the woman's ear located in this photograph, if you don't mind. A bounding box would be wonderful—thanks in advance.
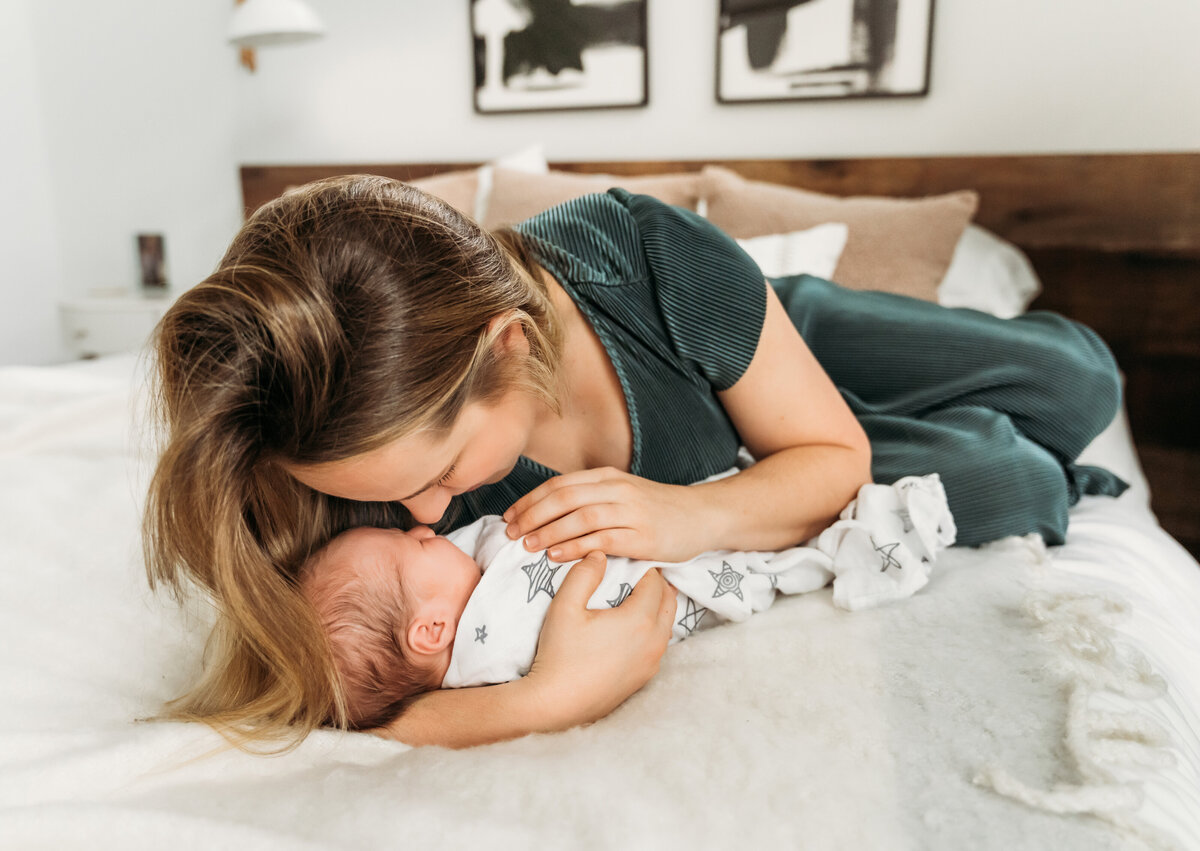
[487,313,530,358]
[405,614,455,656]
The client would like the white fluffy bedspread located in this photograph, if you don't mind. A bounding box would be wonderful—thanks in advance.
[2,357,1197,851]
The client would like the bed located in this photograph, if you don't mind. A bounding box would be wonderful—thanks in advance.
[2,153,1198,850]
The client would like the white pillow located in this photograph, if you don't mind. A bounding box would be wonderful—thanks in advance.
[474,144,549,222]
[937,224,1042,318]
[736,223,849,281]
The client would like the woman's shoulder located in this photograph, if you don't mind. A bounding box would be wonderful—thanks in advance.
[515,191,650,287]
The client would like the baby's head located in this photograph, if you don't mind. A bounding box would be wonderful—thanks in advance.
[299,525,481,729]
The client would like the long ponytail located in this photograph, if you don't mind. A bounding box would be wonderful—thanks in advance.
[144,175,560,748]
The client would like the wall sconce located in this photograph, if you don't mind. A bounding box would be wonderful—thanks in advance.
[229,0,326,72]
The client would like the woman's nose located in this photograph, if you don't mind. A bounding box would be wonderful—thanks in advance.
[404,490,452,525]
[408,525,436,540]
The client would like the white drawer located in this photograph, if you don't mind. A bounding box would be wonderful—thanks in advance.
[59,294,172,358]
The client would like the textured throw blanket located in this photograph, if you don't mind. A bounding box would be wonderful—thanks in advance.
[2,357,1196,850]
[444,474,954,688]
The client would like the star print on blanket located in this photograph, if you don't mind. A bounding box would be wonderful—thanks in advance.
[677,597,709,636]
[607,583,633,608]
[709,562,745,601]
[816,474,958,611]
[440,474,957,688]
[521,552,560,602]
[873,539,902,573]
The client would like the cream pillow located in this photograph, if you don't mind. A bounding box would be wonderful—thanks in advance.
[483,168,706,229]
[701,165,978,302]
[407,145,549,220]
[408,169,480,216]
[475,144,549,221]
[736,223,849,280]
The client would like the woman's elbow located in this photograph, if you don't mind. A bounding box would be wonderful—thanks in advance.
[845,422,873,488]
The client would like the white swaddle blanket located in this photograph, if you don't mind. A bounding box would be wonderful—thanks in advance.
[443,474,955,689]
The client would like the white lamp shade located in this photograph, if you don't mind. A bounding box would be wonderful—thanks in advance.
[228,0,325,48]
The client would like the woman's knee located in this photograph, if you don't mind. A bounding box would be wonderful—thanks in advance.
[1014,313,1123,452]
[926,411,1072,547]
[1032,313,1119,388]
[1056,317,1122,430]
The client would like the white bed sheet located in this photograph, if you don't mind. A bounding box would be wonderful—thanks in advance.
[1,355,1197,850]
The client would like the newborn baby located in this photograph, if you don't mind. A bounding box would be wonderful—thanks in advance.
[300,475,954,729]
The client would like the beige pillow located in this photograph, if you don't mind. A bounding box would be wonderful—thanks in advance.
[483,167,706,229]
[409,169,480,217]
[701,165,979,302]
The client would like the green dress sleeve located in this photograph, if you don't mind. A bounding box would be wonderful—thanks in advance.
[608,188,768,391]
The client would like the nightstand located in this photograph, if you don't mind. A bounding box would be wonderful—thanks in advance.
[59,289,173,358]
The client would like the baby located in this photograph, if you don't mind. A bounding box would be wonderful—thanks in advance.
[300,475,955,729]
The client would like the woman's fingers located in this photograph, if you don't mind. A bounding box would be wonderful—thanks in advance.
[528,558,672,728]
[518,501,632,556]
[541,529,633,563]
[625,566,669,618]
[657,577,679,634]
[503,468,614,519]
[503,469,626,534]
[551,550,607,609]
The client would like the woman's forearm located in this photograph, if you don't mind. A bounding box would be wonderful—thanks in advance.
[691,281,872,555]
[688,443,871,553]
[376,678,564,748]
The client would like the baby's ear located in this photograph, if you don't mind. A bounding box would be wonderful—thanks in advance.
[405,616,454,656]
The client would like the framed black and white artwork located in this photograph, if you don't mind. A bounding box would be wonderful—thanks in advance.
[716,0,934,104]
[471,0,648,114]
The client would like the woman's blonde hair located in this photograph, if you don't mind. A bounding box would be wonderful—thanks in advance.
[143,175,561,749]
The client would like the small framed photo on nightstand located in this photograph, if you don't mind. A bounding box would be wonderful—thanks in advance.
[137,233,168,292]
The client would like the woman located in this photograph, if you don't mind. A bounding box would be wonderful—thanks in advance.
[145,175,1124,749]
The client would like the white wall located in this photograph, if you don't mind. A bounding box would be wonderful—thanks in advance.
[0,0,68,365]
[235,0,1200,164]
[0,0,242,365]
[5,0,1198,365]
[27,0,243,300]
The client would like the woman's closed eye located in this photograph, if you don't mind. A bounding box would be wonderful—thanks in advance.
[437,465,457,487]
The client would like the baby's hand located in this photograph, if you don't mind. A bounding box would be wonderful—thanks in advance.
[524,553,675,728]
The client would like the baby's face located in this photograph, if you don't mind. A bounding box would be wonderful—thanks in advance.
[328,526,481,623]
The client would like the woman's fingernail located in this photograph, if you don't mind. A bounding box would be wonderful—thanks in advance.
[549,548,562,560]
[502,510,513,522]
[506,524,518,539]
[525,535,539,550]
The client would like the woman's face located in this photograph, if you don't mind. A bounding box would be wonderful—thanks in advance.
[285,390,537,525]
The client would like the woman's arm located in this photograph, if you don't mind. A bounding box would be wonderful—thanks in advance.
[503,284,872,561]
[374,553,677,748]
[690,281,872,551]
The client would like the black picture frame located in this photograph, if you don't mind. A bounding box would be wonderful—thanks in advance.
[471,0,649,115]
[716,0,935,104]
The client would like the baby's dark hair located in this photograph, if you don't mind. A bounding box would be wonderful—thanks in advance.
[299,531,443,729]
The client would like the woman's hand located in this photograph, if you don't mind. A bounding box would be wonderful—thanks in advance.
[522,551,677,730]
[503,468,708,563]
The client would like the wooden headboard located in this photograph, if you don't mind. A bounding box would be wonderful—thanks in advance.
[241,154,1200,556]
